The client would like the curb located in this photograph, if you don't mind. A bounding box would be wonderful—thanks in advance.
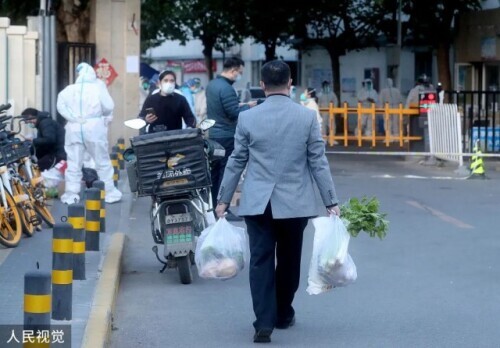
[81,233,125,348]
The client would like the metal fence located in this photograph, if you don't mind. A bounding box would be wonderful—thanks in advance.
[446,91,500,153]
[428,104,463,166]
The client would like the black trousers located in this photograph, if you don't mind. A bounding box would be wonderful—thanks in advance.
[209,137,234,207]
[244,203,309,330]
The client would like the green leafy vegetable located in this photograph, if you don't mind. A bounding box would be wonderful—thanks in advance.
[339,196,389,240]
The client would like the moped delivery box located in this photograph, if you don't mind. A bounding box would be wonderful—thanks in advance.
[130,128,211,196]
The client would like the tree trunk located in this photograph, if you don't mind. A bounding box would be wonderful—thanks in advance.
[203,43,215,80]
[436,42,452,92]
[327,47,341,106]
[264,39,277,62]
[56,0,91,42]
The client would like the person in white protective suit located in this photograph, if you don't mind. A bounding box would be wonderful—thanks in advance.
[356,78,379,136]
[379,78,402,138]
[56,62,122,204]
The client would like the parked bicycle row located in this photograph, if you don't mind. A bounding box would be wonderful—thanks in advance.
[0,103,55,248]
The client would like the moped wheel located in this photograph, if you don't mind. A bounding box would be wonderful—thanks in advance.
[12,181,36,237]
[176,255,192,284]
[0,191,22,248]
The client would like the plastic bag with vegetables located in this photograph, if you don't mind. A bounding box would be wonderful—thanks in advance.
[307,215,357,295]
[195,218,248,280]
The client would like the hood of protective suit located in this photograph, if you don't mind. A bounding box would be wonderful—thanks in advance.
[75,63,97,84]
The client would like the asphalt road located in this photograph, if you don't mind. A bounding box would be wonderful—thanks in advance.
[110,155,500,348]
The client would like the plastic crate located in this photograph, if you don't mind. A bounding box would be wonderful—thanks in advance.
[130,128,211,197]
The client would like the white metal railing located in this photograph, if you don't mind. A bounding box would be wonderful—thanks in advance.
[428,104,464,167]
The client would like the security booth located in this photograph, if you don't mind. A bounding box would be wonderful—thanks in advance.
[409,90,437,152]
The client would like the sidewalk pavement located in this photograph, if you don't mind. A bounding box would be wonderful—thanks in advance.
[0,173,132,348]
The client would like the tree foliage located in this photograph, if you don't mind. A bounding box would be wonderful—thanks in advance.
[141,0,244,79]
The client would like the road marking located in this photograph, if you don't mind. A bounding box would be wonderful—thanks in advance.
[372,174,468,180]
[406,200,474,229]
[0,248,13,267]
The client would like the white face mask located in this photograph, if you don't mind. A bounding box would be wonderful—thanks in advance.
[235,74,242,82]
[161,82,175,94]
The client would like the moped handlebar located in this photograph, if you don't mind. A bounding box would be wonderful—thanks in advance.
[0,103,11,113]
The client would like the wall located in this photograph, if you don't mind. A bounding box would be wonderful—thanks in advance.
[94,0,141,147]
[456,8,500,62]
[0,19,39,117]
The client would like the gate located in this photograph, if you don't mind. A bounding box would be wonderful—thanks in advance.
[57,42,96,94]
[446,91,500,153]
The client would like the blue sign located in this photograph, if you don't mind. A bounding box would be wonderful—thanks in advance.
[472,127,500,152]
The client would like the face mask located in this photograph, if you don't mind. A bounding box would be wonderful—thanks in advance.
[191,88,200,94]
[366,83,372,91]
[300,93,307,102]
[142,82,149,91]
[235,74,242,82]
[161,82,175,94]
[28,123,36,129]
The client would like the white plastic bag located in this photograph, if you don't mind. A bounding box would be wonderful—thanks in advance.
[195,218,248,280]
[307,215,357,295]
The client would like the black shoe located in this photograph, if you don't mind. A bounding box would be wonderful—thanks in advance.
[253,329,272,343]
[225,210,243,222]
[275,316,295,330]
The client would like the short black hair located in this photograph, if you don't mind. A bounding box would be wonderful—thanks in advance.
[260,60,290,88]
[159,70,176,81]
[222,57,244,71]
[21,108,39,118]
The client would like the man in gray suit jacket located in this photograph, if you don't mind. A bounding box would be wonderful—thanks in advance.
[215,60,341,343]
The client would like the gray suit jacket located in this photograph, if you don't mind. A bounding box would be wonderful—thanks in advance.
[217,95,338,218]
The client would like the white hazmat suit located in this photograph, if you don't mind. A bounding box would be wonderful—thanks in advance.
[56,62,122,204]
[379,78,402,137]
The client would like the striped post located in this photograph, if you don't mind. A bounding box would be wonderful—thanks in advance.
[24,271,51,332]
[110,152,119,186]
[92,180,106,233]
[52,222,73,320]
[113,144,124,170]
[68,203,86,280]
[85,188,101,251]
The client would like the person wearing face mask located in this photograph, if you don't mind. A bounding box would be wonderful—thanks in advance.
[379,78,402,139]
[139,70,196,133]
[21,108,66,171]
[299,87,323,134]
[57,62,122,204]
[356,78,379,136]
[206,57,258,221]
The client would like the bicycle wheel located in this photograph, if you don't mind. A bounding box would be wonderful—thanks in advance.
[19,163,55,227]
[12,181,36,237]
[0,190,23,248]
[34,200,55,227]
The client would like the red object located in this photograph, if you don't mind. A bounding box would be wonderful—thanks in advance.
[94,58,118,86]
[55,160,67,175]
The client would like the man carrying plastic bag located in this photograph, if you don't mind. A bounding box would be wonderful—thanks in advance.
[307,215,357,295]
[195,218,248,280]
[214,60,341,344]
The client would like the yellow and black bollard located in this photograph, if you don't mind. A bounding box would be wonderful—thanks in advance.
[117,137,125,166]
[24,271,51,332]
[92,180,106,233]
[68,203,86,280]
[52,222,73,320]
[85,188,101,251]
[110,152,119,187]
[113,144,124,170]
[469,140,486,179]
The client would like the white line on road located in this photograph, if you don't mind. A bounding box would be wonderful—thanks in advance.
[372,174,468,180]
[406,200,474,229]
[0,248,13,267]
